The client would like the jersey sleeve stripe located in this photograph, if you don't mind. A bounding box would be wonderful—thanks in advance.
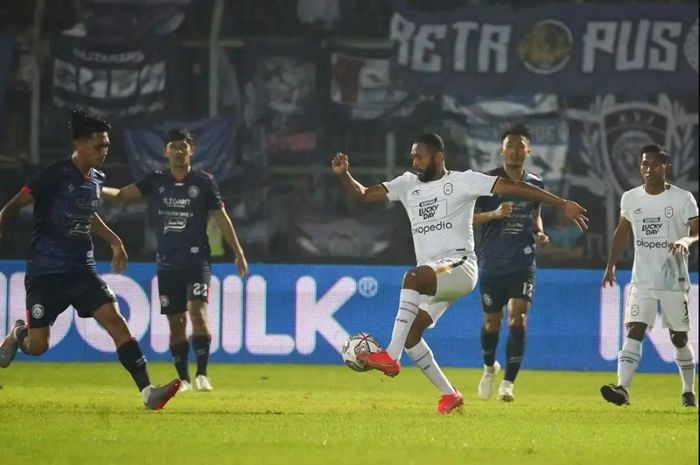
[380,183,389,193]
[489,176,499,193]
[688,215,699,221]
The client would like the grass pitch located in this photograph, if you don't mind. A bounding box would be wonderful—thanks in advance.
[0,363,696,465]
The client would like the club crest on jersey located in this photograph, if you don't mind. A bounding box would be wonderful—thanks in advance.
[31,304,45,319]
[443,183,454,195]
[187,186,200,198]
[665,206,673,218]
[411,189,421,196]
[634,208,642,214]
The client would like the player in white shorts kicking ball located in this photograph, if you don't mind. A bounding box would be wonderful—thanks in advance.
[331,133,588,414]
[601,144,698,408]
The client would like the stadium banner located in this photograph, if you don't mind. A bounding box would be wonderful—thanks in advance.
[0,260,697,373]
[329,44,425,120]
[239,39,320,158]
[390,1,699,96]
[122,115,237,182]
[50,35,171,120]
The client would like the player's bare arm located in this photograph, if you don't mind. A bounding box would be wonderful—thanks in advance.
[473,201,514,225]
[533,205,549,245]
[91,214,128,273]
[668,217,699,256]
[331,152,389,203]
[101,184,143,203]
[493,177,589,231]
[212,207,248,278]
[601,216,632,288]
[0,189,34,241]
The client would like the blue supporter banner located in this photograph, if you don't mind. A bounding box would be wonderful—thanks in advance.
[122,116,237,182]
[390,1,699,96]
[0,260,697,373]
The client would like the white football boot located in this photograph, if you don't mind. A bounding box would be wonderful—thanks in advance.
[195,374,213,391]
[477,361,501,400]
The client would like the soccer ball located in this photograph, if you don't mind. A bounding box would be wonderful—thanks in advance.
[342,332,382,372]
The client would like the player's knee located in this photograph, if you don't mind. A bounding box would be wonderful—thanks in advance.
[625,323,646,341]
[189,313,207,331]
[670,331,688,348]
[25,338,49,355]
[508,314,527,329]
[483,315,502,332]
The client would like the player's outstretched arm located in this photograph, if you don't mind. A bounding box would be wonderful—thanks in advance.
[0,189,34,241]
[101,184,143,203]
[473,201,514,225]
[493,177,589,231]
[601,216,632,288]
[91,214,128,273]
[213,208,248,278]
[331,152,388,203]
[668,217,699,256]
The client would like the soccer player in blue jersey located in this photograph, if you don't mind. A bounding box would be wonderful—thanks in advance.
[473,124,550,402]
[102,128,248,392]
[0,110,181,409]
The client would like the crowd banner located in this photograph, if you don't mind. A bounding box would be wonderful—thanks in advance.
[123,115,237,182]
[0,260,696,373]
[390,1,698,96]
[51,35,171,120]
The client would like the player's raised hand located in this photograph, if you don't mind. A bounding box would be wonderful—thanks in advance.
[601,267,616,288]
[110,242,128,274]
[331,152,349,175]
[235,254,248,278]
[668,239,691,256]
[560,200,589,231]
[494,201,514,219]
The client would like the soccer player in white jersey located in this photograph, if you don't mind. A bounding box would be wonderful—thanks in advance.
[601,144,699,408]
[331,133,588,414]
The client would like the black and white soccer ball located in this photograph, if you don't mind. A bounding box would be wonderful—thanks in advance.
[342,332,382,372]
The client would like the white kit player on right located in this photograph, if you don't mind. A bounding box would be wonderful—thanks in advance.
[601,144,699,408]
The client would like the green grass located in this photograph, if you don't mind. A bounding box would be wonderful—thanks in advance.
[0,363,697,465]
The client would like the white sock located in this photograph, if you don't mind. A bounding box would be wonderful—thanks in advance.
[674,343,696,394]
[617,338,642,389]
[386,289,420,360]
[405,338,455,395]
[140,385,154,403]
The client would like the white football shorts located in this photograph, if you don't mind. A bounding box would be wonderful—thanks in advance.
[625,285,691,332]
[419,255,478,325]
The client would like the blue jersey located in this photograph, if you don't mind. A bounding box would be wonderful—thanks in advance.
[476,167,544,275]
[24,158,104,276]
[136,170,223,270]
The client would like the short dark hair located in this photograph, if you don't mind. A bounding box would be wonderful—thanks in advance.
[640,144,670,163]
[413,133,445,154]
[164,128,194,146]
[70,109,111,141]
[501,123,531,141]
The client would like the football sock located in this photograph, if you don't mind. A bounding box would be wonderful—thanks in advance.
[405,338,455,395]
[674,343,696,394]
[504,326,526,382]
[117,338,151,391]
[192,334,212,376]
[14,325,28,354]
[169,340,190,382]
[386,289,420,361]
[617,337,642,389]
[481,326,499,367]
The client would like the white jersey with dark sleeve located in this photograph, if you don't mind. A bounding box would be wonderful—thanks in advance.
[620,184,699,291]
[382,170,498,265]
